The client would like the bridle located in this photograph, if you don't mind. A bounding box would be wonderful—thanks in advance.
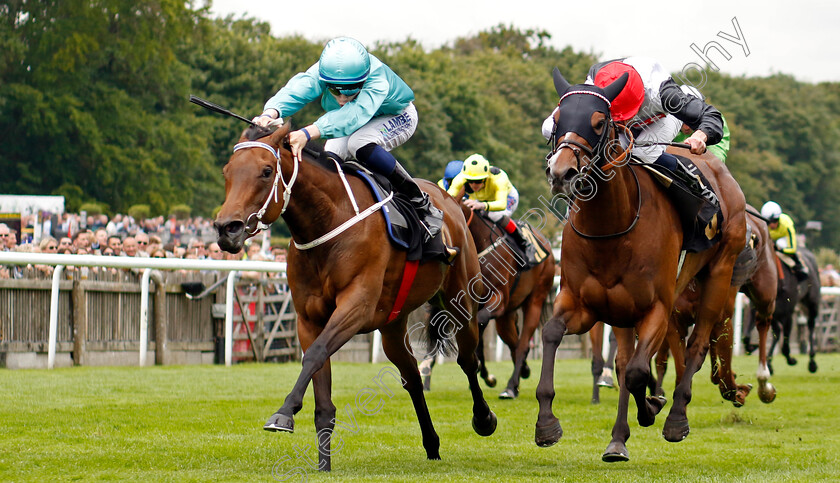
[546,101,642,239]
[232,140,299,236]
[231,139,392,250]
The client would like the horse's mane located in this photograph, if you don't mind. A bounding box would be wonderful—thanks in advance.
[240,124,337,173]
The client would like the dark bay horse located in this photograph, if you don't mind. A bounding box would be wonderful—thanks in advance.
[466,210,555,399]
[214,123,496,471]
[656,207,778,406]
[536,70,747,462]
[768,246,820,374]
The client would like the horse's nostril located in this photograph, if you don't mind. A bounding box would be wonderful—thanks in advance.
[215,220,245,238]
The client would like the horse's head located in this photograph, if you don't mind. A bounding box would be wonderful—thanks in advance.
[545,68,629,197]
[215,122,292,252]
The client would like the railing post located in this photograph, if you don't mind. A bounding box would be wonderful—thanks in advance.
[225,271,237,367]
[72,278,86,366]
[153,271,166,365]
[48,265,65,369]
[140,269,152,366]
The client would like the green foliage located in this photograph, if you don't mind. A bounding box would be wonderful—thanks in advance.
[127,204,151,221]
[1,5,838,250]
[170,203,191,220]
[78,202,106,217]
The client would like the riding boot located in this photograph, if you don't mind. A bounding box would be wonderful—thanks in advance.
[497,216,533,263]
[355,143,444,242]
[388,163,444,241]
[791,253,809,282]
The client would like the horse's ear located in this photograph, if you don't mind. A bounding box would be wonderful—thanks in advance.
[603,72,629,102]
[245,124,278,141]
[552,67,571,96]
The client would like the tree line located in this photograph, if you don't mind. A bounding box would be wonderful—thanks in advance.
[2,1,839,247]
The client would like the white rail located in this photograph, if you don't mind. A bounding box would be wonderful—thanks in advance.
[0,252,286,368]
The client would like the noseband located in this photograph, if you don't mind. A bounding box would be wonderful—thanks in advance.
[232,140,299,235]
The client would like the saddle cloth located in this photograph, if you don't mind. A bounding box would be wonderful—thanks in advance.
[338,159,448,263]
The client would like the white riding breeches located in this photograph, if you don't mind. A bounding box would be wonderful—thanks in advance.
[324,103,418,160]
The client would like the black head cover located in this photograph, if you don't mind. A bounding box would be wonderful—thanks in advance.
[553,71,629,149]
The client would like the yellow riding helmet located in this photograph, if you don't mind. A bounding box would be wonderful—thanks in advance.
[462,154,490,180]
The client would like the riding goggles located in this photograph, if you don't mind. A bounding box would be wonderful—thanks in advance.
[326,83,364,97]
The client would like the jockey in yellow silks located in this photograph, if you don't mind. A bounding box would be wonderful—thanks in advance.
[761,201,808,281]
[447,153,528,255]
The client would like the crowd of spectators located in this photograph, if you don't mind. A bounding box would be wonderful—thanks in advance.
[0,211,287,280]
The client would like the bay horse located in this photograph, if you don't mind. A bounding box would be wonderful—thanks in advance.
[466,210,555,399]
[214,122,496,471]
[767,246,820,374]
[655,207,778,405]
[536,69,747,462]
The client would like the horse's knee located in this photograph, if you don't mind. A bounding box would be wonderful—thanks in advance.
[625,364,650,393]
[543,316,566,344]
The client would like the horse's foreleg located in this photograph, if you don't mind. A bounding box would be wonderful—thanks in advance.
[665,273,729,443]
[535,313,567,447]
[712,313,752,406]
[312,360,336,471]
[452,315,497,437]
[380,321,441,460]
[474,312,497,388]
[755,311,776,403]
[265,305,369,433]
[497,310,524,399]
[807,307,819,373]
[589,322,606,405]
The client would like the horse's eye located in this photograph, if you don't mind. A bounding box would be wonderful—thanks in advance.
[261,166,273,178]
[594,120,605,131]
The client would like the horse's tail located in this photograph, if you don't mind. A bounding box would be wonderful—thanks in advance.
[423,303,459,358]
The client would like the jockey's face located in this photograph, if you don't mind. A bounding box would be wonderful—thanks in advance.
[332,91,359,107]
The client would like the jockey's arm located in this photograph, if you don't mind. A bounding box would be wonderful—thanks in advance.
[659,79,724,155]
[483,172,511,211]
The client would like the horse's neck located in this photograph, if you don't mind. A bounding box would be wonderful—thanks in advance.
[572,163,637,233]
[280,157,348,243]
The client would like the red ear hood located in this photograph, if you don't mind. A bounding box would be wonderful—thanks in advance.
[594,62,644,122]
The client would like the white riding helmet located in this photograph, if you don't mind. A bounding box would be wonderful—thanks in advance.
[761,201,782,222]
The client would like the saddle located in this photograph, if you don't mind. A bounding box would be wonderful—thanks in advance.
[321,154,450,264]
[508,222,551,270]
[641,155,723,253]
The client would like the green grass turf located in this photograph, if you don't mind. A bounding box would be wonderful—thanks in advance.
[2,354,839,482]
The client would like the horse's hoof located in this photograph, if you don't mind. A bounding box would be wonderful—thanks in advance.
[648,395,667,415]
[788,357,798,366]
[591,397,601,405]
[759,383,777,404]
[733,384,753,408]
[597,374,614,388]
[499,388,518,399]
[663,417,690,442]
[485,375,498,388]
[535,419,563,447]
[521,363,531,379]
[602,442,629,462]
[808,360,818,373]
[472,410,497,437]
[264,412,294,433]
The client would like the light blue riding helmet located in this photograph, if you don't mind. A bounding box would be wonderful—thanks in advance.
[318,37,371,85]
